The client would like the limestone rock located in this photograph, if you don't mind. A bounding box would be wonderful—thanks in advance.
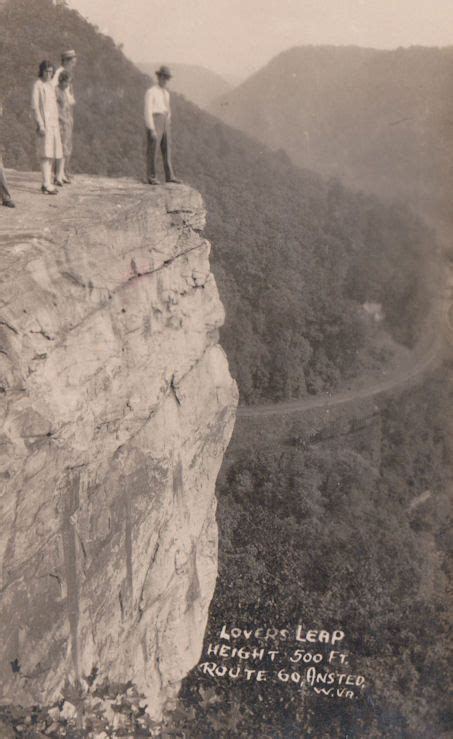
[0,173,238,720]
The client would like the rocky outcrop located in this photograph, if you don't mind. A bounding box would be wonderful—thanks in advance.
[0,173,238,719]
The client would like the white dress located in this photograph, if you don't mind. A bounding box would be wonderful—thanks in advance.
[31,79,63,159]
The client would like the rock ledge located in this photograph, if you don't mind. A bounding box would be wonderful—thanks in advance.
[0,172,238,719]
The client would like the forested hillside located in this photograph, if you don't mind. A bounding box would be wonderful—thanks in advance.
[209,45,453,223]
[3,361,448,735]
[0,0,435,403]
[174,362,453,736]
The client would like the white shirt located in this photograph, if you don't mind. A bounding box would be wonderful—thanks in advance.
[144,85,171,129]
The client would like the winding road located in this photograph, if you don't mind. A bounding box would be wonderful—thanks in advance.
[238,293,448,419]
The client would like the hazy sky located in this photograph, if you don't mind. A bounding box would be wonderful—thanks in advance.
[69,0,453,77]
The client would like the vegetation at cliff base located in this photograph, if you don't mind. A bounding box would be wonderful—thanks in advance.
[0,0,436,403]
[174,363,453,737]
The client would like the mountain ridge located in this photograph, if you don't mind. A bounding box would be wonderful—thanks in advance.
[0,0,436,403]
[209,44,453,221]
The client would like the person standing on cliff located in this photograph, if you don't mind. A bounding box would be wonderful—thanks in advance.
[0,162,14,208]
[31,60,64,195]
[55,71,75,185]
[144,65,182,185]
[0,102,15,208]
[52,50,76,183]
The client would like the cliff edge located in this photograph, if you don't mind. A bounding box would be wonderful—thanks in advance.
[0,172,238,719]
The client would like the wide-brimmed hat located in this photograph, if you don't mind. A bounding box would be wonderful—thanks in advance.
[155,65,172,79]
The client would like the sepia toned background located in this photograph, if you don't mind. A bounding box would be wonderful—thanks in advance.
[0,0,452,736]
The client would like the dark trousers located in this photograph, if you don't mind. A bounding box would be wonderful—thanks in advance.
[146,113,175,181]
[0,165,12,204]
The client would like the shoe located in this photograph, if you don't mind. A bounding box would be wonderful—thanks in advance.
[41,185,58,195]
[166,177,182,184]
[54,179,64,187]
[62,177,72,184]
[147,177,161,185]
[2,199,15,208]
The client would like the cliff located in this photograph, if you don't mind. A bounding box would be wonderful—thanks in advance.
[0,172,238,721]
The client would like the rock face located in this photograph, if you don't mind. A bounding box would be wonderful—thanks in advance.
[0,172,238,718]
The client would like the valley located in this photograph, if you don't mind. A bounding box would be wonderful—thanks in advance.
[0,1,450,737]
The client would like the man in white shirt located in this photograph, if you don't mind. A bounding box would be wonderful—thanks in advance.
[144,65,181,185]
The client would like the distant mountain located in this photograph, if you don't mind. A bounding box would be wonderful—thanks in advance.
[0,0,434,404]
[221,72,243,88]
[137,62,233,108]
[209,45,453,221]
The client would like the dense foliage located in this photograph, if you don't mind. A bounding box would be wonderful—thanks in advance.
[0,0,435,403]
[173,362,452,736]
[0,5,449,737]
[2,364,449,737]
[210,44,453,225]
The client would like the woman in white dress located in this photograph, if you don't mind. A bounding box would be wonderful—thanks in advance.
[31,61,64,194]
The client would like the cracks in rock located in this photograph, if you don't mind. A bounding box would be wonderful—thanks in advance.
[21,664,52,681]
[30,328,55,341]
[165,207,196,215]
[125,242,202,286]
[76,531,88,575]
[61,271,87,289]
[170,375,181,406]
[89,608,98,653]
[154,645,164,695]
[20,428,58,440]
[137,542,160,623]
[0,531,61,595]
[119,341,219,437]
[113,350,209,447]
[168,340,218,400]
[62,271,109,292]
[0,320,19,335]
[0,229,57,246]
[95,417,122,433]
[68,462,87,472]
[1,484,23,593]
[49,572,63,594]
[124,325,141,336]
[113,444,125,460]
[118,405,158,448]
[51,241,207,354]
[61,471,82,683]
